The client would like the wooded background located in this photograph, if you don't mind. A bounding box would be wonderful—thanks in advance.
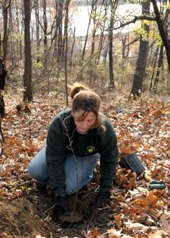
[0,0,169,111]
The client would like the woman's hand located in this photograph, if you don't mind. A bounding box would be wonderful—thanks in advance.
[96,192,111,207]
[55,195,69,212]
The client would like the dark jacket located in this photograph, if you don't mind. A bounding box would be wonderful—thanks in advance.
[46,108,118,196]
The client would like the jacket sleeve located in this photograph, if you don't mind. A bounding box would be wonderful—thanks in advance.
[99,118,118,194]
[46,116,66,196]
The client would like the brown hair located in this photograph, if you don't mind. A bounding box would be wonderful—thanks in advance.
[70,83,102,128]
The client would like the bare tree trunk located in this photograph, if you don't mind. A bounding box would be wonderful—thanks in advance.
[108,0,118,87]
[90,1,98,57]
[131,0,150,97]
[96,0,109,64]
[57,0,64,63]
[103,43,108,65]
[0,0,11,118]
[0,0,9,150]
[35,0,40,63]
[43,0,48,71]
[89,1,100,82]
[23,0,32,101]
[42,0,50,92]
[96,33,106,64]
[2,1,10,63]
[15,0,23,61]
[152,45,164,92]
[108,17,114,86]
[82,0,96,62]
[0,32,1,57]
[76,0,97,81]
[69,27,76,69]
[54,1,59,57]
[121,35,130,59]
[0,58,6,118]
[9,3,14,65]
[151,0,170,70]
[64,0,70,106]
[150,46,159,91]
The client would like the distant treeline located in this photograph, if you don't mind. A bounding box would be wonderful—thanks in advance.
[72,0,124,6]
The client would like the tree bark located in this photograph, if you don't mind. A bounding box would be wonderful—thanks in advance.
[90,1,98,57]
[0,0,11,117]
[43,0,48,71]
[64,0,70,106]
[35,0,40,63]
[23,0,32,101]
[0,59,6,118]
[108,0,118,87]
[150,46,159,91]
[131,0,150,97]
[82,0,96,62]
[57,0,64,62]
[152,45,164,92]
[151,0,170,70]
[69,27,75,69]
[95,0,109,64]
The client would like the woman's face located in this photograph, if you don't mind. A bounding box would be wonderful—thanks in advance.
[72,110,96,134]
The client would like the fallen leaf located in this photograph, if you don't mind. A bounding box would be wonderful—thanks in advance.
[159,214,170,233]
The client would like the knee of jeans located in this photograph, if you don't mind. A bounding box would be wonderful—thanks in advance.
[65,176,81,195]
[65,185,79,195]
[65,175,92,195]
[27,163,44,181]
[27,163,36,177]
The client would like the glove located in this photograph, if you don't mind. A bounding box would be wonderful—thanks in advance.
[55,195,69,212]
[96,192,111,207]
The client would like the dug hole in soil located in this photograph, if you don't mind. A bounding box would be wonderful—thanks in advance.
[0,179,116,238]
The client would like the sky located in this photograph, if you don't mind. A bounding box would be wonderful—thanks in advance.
[70,3,142,36]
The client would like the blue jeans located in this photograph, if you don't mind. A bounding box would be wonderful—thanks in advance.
[27,146,99,195]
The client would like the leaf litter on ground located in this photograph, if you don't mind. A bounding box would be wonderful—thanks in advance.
[0,91,169,238]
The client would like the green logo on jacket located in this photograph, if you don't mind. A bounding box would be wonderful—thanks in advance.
[86,146,95,154]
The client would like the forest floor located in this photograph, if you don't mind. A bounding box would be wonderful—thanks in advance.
[0,88,169,238]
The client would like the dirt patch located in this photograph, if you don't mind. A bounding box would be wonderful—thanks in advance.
[1,178,169,238]
[0,183,116,238]
[0,196,54,238]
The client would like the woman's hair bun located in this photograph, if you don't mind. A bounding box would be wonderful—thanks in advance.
[70,83,89,99]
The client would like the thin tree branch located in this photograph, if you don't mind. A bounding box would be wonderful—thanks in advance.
[114,15,156,30]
